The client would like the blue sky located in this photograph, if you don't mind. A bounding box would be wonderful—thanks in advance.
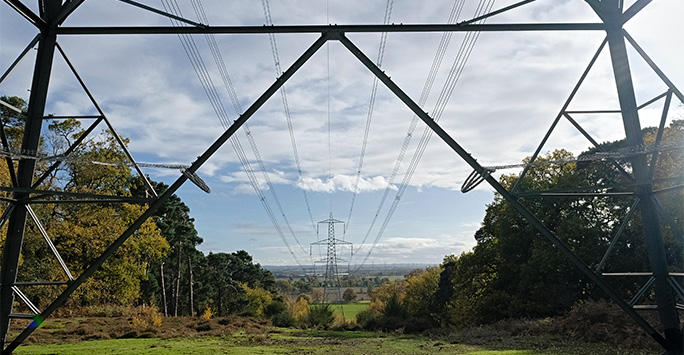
[1,0,683,266]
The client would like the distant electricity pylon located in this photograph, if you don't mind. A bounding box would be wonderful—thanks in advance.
[311,214,352,302]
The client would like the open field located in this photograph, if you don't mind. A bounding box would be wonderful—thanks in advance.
[8,316,656,355]
[327,302,369,320]
[14,330,654,355]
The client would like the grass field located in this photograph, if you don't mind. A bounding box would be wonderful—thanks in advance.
[13,330,654,355]
[326,302,369,320]
[7,315,658,355]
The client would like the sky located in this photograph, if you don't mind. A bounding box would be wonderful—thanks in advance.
[1,0,683,267]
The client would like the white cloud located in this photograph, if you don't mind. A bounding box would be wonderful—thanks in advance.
[352,234,469,264]
[297,174,396,193]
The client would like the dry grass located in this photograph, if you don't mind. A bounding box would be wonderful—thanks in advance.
[9,300,666,354]
[12,315,271,346]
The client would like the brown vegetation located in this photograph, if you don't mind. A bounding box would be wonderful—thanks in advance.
[14,314,271,346]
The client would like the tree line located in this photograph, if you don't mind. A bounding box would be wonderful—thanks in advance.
[1,95,681,332]
[0,96,279,320]
[355,118,683,331]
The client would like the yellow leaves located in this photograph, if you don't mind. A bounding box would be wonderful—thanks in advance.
[44,203,168,305]
[368,280,405,314]
[240,282,273,317]
[291,297,309,321]
[201,307,213,320]
[131,305,163,328]
[403,267,441,317]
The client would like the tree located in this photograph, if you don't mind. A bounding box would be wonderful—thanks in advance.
[241,282,273,317]
[291,295,310,321]
[0,95,27,145]
[148,185,204,316]
[45,125,170,306]
[436,121,683,325]
[342,288,357,302]
[367,280,405,315]
[311,289,323,304]
[6,116,171,308]
[403,267,440,320]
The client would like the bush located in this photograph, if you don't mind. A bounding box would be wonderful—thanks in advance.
[201,307,213,320]
[268,299,295,327]
[265,300,287,317]
[355,309,379,329]
[342,288,358,302]
[303,304,335,329]
[129,305,163,328]
[296,293,312,303]
[332,318,361,331]
[271,311,295,327]
[545,299,660,349]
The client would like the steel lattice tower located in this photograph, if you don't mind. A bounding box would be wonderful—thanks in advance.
[0,1,682,353]
[311,214,351,302]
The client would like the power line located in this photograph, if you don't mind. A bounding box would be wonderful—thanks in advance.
[354,0,494,270]
[160,0,309,270]
[345,0,394,232]
[262,0,318,234]
[352,0,467,264]
[188,0,310,256]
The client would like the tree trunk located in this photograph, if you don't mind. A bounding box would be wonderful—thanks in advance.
[217,284,222,317]
[161,262,168,317]
[189,256,194,317]
[175,247,181,316]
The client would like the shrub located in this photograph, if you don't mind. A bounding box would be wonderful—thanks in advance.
[201,307,213,320]
[304,304,335,329]
[296,293,312,303]
[131,315,147,328]
[355,308,379,329]
[546,299,660,349]
[271,310,295,327]
[150,312,163,327]
[265,300,287,317]
[291,297,309,321]
[130,305,163,328]
[342,288,358,302]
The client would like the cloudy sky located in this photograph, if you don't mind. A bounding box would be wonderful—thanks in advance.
[1,0,682,267]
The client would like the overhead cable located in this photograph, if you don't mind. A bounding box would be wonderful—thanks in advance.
[262,0,319,234]
[352,0,468,265]
[159,0,308,270]
[189,0,310,256]
[345,0,394,231]
[355,0,495,270]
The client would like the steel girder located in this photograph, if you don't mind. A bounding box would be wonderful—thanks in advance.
[0,0,681,353]
[594,0,682,351]
[0,1,60,351]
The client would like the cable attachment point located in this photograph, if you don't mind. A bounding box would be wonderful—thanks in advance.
[181,168,211,194]
[461,168,493,193]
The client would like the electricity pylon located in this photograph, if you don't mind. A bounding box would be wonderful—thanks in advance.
[311,213,352,302]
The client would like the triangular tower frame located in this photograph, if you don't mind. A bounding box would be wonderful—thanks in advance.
[0,1,681,353]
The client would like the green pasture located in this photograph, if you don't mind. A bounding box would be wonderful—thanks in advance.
[326,302,369,320]
[13,331,652,355]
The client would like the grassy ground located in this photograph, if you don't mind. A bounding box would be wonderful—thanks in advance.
[13,330,654,355]
[8,313,659,355]
[327,302,369,320]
